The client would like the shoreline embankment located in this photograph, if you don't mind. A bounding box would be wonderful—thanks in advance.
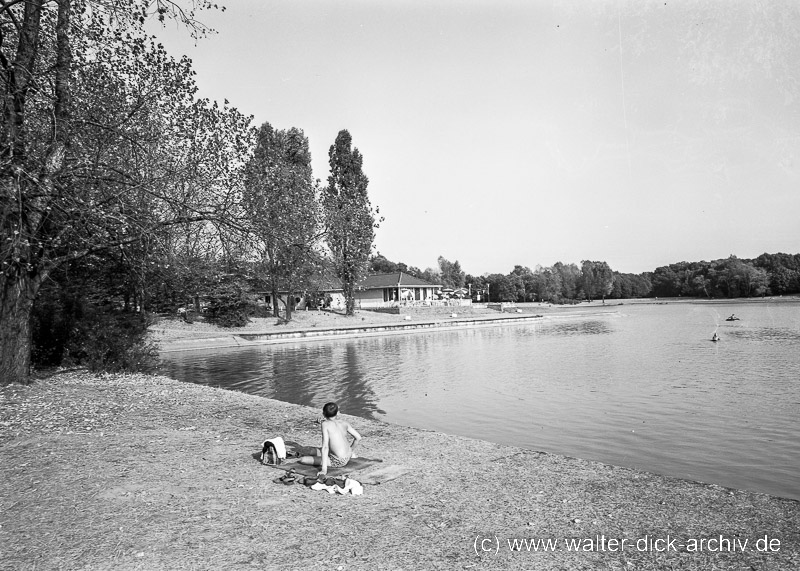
[157,313,552,352]
[1,370,798,570]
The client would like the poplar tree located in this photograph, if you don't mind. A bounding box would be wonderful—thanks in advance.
[322,130,379,315]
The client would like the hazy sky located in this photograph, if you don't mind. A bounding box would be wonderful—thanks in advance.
[151,0,800,275]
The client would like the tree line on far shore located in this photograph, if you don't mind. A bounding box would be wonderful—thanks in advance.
[371,252,800,303]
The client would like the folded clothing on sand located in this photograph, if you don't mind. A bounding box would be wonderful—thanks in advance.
[310,478,364,495]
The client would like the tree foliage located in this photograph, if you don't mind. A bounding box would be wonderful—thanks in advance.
[30,255,158,372]
[581,260,614,302]
[243,122,320,321]
[369,253,404,274]
[649,255,793,299]
[1,1,252,384]
[437,256,465,289]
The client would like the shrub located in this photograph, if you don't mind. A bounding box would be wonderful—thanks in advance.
[204,277,255,328]
[32,288,158,373]
[31,290,79,367]
[64,309,158,372]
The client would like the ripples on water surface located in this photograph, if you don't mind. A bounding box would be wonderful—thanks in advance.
[161,301,800,500]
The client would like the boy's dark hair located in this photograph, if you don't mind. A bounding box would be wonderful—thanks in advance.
[322,402,338,419]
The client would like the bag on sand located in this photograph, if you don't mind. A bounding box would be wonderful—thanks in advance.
[261,437,287,465]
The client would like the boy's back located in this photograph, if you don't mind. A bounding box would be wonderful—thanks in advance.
[322,418,353,459]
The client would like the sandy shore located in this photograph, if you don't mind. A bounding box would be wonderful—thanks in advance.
[2,369,798,570]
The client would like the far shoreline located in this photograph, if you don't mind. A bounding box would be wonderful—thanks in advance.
[151,295,800,353]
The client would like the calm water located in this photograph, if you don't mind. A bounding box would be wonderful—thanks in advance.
[160,301,800,500]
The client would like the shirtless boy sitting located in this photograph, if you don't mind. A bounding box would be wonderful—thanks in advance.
[298,402,362,476]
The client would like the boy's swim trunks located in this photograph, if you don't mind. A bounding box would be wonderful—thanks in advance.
[328,452,351,468]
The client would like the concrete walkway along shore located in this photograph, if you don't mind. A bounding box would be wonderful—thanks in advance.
[156,312,550,352]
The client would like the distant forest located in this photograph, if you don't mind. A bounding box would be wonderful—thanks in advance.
[370,252,800,303]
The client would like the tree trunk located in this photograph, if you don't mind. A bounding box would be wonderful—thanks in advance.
[271,285,279,318]
[344,281,355,315]
[0,272,38,386]
[285,290,293,322]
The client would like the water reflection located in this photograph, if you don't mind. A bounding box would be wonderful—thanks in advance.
[332,344,387,417]
[730,326,800,343]
[163,342,387,418]
[540,320,612,336]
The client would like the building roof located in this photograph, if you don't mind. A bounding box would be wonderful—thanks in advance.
[264,271,440,294]
[358,272,441,290]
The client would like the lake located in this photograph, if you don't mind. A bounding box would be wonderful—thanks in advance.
[160,300,800,500]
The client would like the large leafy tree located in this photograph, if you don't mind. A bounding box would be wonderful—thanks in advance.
[544,266,564,302]
[243,122,320,321]
[437,256,465,289]
[510,265,537,301]
[483,273,514,302]
[322,130,379,315]
[554,262,580,300]
[0,1,251,385]
[369,253,399,274]
[581,260,614,302]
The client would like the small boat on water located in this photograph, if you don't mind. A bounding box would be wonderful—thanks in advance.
[725,315,740,321]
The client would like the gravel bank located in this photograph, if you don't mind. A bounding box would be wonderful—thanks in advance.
[2,371,798,570]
